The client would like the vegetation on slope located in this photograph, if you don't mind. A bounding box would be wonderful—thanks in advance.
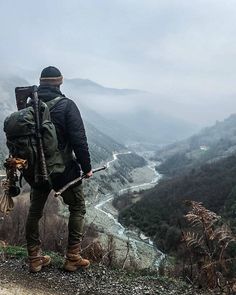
[117,153,236,253]
[155,114,236,176]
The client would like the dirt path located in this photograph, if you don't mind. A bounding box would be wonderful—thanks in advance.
[0,265,58,295]
[0,257,211,295]
[0,284,52,295]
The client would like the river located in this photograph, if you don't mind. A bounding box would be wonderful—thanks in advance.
[92,151,165,269]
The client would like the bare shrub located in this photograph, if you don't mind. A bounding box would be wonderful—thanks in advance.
[181,200,236,293]
[81,238,104,262]
[0,191,128,270]
[101,234,117,267]
[0,240,7,261]
[0,195,29,245]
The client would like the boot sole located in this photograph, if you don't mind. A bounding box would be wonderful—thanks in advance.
[29,257,52,273]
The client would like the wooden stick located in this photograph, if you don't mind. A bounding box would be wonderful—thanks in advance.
[54,165,106,197]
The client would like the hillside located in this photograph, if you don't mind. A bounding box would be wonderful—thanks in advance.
[115,114,236,253]
[117,152,236,253]
[155,114,236,176]
[79,104,142,145]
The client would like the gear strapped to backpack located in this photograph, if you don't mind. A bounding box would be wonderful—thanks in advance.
[3,85,65,190]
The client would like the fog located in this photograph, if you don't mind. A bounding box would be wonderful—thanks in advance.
[1,0,236,127]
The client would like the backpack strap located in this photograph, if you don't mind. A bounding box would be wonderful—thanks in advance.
[45,96,67,111]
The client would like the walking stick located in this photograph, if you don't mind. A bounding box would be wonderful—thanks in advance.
[54,165,106,197]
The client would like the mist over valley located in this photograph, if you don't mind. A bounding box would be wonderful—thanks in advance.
[1,1,236,293]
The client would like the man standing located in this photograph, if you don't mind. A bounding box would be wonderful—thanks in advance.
[26,66,92,272]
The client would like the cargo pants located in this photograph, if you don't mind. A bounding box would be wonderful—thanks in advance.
[26,184,86,247]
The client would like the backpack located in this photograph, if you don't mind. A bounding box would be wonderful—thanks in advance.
[3,97,65,188]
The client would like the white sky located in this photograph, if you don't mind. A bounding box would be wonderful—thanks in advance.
[1,0,236,116]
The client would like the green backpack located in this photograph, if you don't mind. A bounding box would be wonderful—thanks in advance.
[4,97,65,188]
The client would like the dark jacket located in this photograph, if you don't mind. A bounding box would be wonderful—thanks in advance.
[38,85,91,188]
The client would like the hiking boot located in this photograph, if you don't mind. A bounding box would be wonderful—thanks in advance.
[27,245,51,273]
[64,243,90,272]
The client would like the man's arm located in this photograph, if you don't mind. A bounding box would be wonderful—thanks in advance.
[65,99,92,176]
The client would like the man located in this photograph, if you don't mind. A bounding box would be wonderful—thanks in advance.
[26,66,92,272]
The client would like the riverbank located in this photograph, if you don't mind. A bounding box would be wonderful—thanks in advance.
[85,151,164,269]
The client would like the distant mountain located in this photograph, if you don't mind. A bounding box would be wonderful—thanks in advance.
[64,78,144,96]
[63,78,199,145]
[111,109,198,144]
[84,121,124,165]
[78,104,144,144]
[0,77,126,166]
[155,114,236,176]
[0,76,29,116]
[0,77,30,160]
[0,75,200,148]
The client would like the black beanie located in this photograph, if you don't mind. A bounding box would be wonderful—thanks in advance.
[40,66,63,86]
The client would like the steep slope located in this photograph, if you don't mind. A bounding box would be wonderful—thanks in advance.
[155,114,236,176]
[79,104,142,144]
[84,121,124,164]
[116,116,236,253]
[118,153,236,252]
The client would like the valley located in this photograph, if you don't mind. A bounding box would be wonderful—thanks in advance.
[84,150,164,269]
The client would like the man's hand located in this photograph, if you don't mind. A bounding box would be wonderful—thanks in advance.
[85,170,93,178]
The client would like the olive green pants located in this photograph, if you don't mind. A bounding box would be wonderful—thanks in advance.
[26,184,86,247]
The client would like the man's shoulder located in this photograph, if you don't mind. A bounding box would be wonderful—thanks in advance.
[52,96,75,108]
[49,93,80,113]
[63,98,80,112]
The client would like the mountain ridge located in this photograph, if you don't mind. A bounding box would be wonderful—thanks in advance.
[154,113,236,176]
[64,78,147,96]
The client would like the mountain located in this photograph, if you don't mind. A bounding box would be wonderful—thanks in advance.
[115,115,236,253]
[63,78,199,145]
[4,75,199,145]
[0,77,126,166]
[154,114,236,176]
[111,109,197,144]
[78,103,143,144]
[117,151,236,253]
[84,121,124,165]
[0,77,31,160]
[64,78,144,96]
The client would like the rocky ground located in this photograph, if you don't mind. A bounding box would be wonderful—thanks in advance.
[0,257,211,295]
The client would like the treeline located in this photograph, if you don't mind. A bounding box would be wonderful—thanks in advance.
[117,153,236,253]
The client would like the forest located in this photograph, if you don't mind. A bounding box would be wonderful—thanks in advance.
[117,153,236,253]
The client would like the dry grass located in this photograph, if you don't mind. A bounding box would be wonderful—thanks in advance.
[181,200,236,293]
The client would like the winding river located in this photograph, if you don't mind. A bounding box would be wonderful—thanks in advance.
[94,151,165,268]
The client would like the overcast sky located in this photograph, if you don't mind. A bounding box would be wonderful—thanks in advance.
[1,0,236,108]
